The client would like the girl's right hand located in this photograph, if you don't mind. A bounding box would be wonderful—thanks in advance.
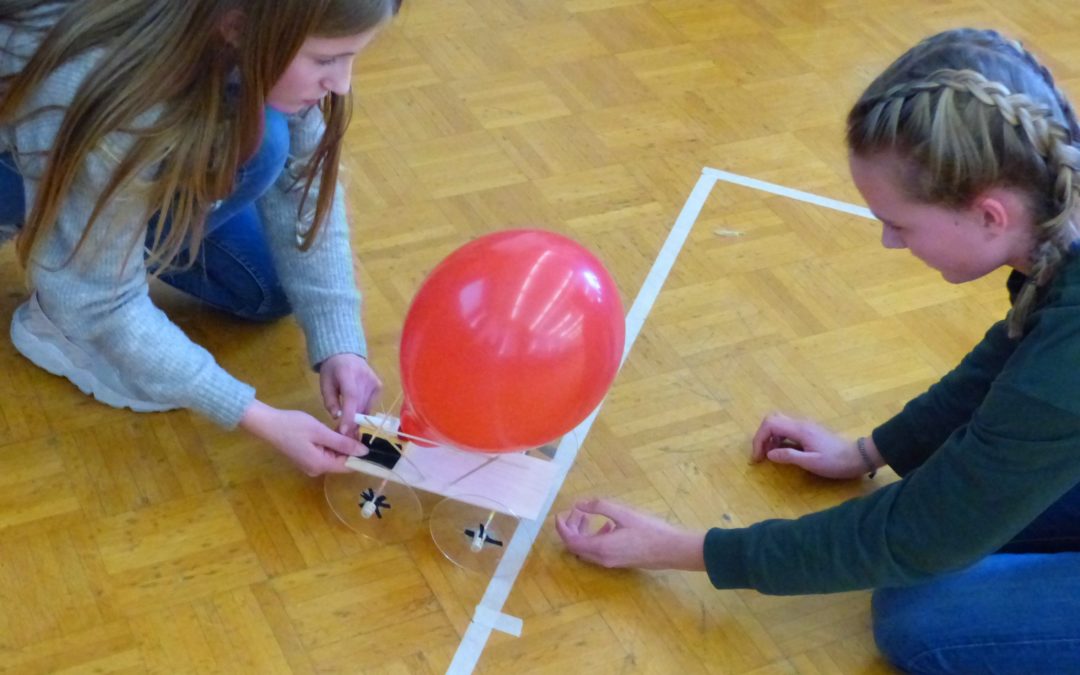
[240,400,368,476]
[750,412,880,479]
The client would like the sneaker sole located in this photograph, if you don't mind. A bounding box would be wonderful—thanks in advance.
[11,302,177,413]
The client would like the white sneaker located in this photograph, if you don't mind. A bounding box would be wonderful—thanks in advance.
[10,293,178,413]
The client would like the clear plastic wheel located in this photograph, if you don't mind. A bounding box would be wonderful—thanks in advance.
[429,494,520,576]
[325,464,423,543]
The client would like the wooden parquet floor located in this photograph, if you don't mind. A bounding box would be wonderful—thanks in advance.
[3,0,1078,672]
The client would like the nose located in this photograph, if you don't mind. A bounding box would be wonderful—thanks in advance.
[324,60,353,96]
[881,225,904,249]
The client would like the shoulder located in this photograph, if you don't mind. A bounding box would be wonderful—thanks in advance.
[9,47,126,177]
[5,47,107,171]
[1028,250,1080,323]
[1001,252,1080,413]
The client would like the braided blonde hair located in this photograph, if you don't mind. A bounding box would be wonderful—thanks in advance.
[847,29,1080,337]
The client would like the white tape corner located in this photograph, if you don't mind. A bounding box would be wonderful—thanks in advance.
[472,605,523,638]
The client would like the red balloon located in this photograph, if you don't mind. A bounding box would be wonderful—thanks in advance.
[400,229,624,453]
[398,395,441,448]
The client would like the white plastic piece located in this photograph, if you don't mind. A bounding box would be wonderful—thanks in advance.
[361,499,377,519]
[356,412,400,434]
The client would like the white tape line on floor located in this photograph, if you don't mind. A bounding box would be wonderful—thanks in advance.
[447,169,719,674]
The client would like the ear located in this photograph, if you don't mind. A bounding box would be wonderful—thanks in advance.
[219,9,245,47]
[971,189,1020,239]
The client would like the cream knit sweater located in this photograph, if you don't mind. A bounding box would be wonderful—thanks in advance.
[1,20,367,428]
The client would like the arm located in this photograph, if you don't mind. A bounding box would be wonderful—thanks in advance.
[750,321,1016,480]
[560,263,1080,592]
[16,61,366,474]
[557,499,707,571]
[256,107,379,432]
[16,57,253,428]
[257,106,366,368]
[562,307,1080,592]
[705,382,1080,594]
[564,384,1080,591]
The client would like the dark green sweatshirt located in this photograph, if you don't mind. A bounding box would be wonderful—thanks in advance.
[704,248,1080,594]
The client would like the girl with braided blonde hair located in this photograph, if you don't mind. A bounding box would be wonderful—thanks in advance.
[0,0,403,476]
[558,29,1080,673]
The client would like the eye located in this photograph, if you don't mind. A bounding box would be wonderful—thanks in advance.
[315,57,337,66]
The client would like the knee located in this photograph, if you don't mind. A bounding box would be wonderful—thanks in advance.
[872,587,939,674]
[238,287,292,322]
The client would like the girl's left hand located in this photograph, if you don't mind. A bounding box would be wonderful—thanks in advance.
[318,353,382,436]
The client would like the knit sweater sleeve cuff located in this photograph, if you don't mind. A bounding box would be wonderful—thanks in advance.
[703,527,752,589]
[872,416,921,476]
[185,366,257,429]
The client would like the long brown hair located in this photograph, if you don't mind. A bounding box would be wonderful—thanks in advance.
[0,0,400,272]
[846,29,1080,337]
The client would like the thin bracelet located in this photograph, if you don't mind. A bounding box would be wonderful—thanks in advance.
[856,436,877,479]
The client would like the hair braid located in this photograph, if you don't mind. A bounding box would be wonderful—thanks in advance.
[934,71,1080,335]
[1000,35,1080,140]
[850,53,1080,338]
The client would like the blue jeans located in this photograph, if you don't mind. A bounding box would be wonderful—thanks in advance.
[0,106,292,321]
[873,480,1080,674]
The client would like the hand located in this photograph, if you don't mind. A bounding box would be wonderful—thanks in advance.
[240,400,368,476]
[555,498,705,571]
[750,412,881,479]
[319,353,382,436]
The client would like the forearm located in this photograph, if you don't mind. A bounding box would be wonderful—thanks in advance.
[860,434,886,473]
[706,386,1080,595]
[31,226,255,428]
[661,530,707,572]
[258,181,367,367]
[239,398,278,439]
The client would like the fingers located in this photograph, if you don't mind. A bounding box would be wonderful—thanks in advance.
[751,412,795,462]
[567,507,589,534]
[555,512,572,540]
[313,423,368,458]
[300,448,353,477]
[555,510,605,562]
[765,446,819,472]
[322,358,383,435]
[751,412,808,462]
[359,370,383,415]
[571,497,638,525]
[331,366,362,436]
[320,376,340,421]
[555,511,583,548]
[338,377,383,436]
[319,451,353,474]
[337,390,361,437]
[556,506,606,538]
[750,416,778,462]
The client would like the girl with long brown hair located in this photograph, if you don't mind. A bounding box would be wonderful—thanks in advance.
[0,0,402,475]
